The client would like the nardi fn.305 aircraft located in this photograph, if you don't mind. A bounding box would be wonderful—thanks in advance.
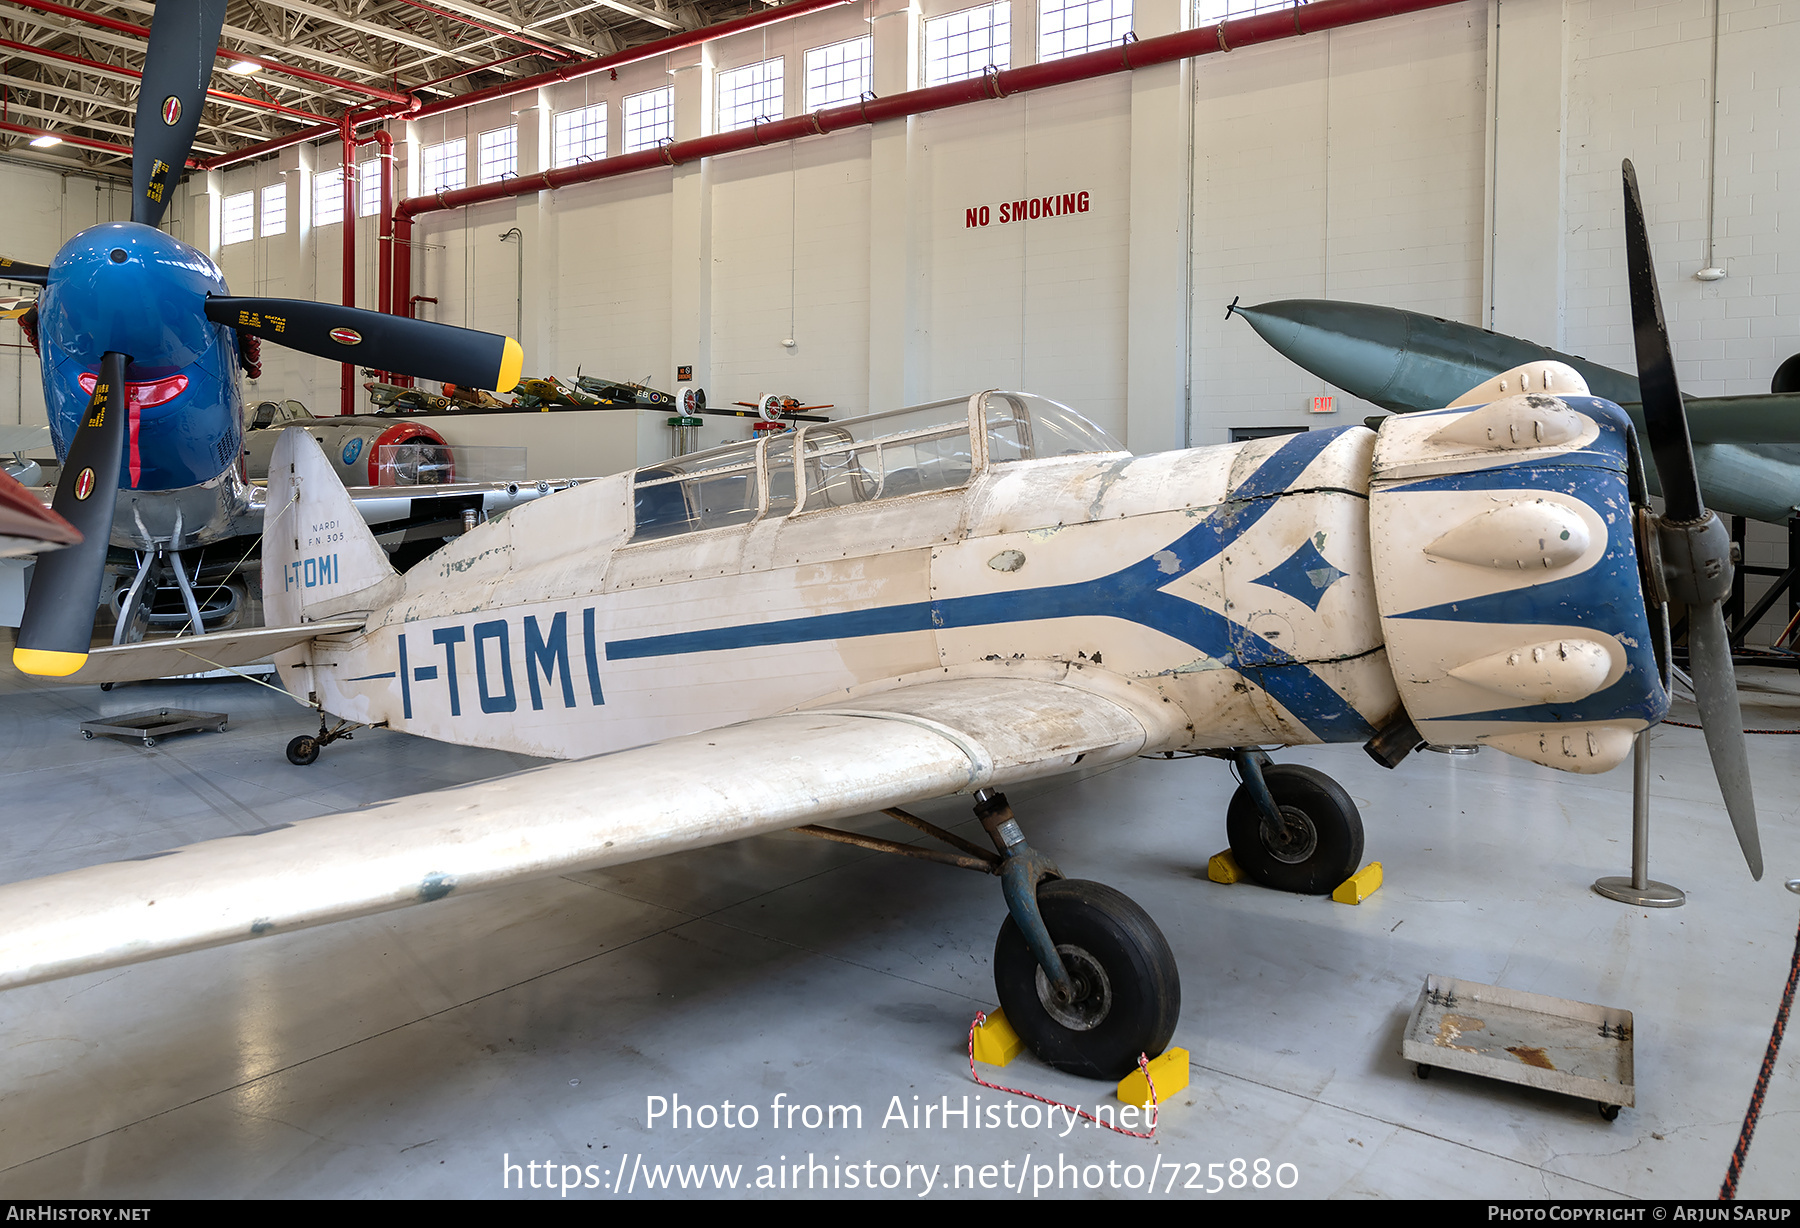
[0,0,527,671]
[0,165,1761,1081]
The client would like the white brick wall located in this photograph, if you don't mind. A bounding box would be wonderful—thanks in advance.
[4,0,1797,481]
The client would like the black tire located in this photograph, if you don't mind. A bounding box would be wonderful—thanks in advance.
[993,879,1180,1080]
[142,737,156,748]
[81,730,94,740]
[1226,763,1364,895]
[286,735,320,766]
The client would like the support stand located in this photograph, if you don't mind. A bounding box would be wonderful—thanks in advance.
[1594,732,1685,907]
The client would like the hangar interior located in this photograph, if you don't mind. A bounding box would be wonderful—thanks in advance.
[0,0,1797,1200]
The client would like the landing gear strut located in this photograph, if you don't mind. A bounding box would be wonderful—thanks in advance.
[1225,750,1364,895]
[798,791,1180,1079]
[974,790,1179,1079]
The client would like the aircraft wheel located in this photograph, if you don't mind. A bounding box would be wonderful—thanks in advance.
[1226,764,1364,895]
[993,879,1180,1080]
[286,735,320,766]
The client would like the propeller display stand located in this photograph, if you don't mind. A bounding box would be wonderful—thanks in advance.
[1594,732,1685,908]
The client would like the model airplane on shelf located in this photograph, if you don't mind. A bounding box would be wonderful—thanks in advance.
[0,0,531,668]
[0,164,1761,1083]
[1230,295,1800,523]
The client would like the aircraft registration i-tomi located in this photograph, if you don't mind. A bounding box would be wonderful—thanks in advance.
[0,0,527,673]
[0,164,1762,1080]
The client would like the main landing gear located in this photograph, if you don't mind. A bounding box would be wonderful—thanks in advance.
[1224,749,1364,895]
[796,790,1179,1080]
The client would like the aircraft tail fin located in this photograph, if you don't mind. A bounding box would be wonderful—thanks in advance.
[262,427,400,625]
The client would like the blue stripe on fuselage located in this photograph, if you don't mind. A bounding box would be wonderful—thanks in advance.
[604,428,1377,741]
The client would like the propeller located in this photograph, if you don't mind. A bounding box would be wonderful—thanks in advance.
[131,0,227,227]
[1622,158,1762,880]
[0,472,80,559]
[11,353,128,676]
[205,297,524,394]
[0,258,50,287]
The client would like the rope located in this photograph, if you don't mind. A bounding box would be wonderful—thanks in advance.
[1719,906,1800,1199]
[1662,720,1800,735]
[965,1012,1157,1140]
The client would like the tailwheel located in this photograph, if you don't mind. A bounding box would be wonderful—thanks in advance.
[1226,761,1363,895]
[993,879,1180,1081]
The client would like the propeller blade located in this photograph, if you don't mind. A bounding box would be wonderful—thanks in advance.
[206,297,524,394]
[0,257,49,286]
[1621,159,1704,522]
[1686,604,1763,878]
[131,0,228,227]
[12,353,128,677]
[1621,158,1762,880]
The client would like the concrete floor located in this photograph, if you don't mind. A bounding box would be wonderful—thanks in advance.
[0,666,1795,1200]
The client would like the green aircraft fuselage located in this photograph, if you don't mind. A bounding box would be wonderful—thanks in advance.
[1235,299,1800,523]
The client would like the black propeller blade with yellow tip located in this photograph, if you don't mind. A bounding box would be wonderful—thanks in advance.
[206,297,524,394]
[1621,158,1762,880]
[12,352,128,677]
[0,257,50,287]
[131,0,227,227]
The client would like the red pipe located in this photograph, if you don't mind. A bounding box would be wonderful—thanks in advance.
[196,0,854,172]
[0,117,133,157]
[4,0,413,104]
[399,0,1462,226]
[416,48,540,92]
[383,0,1463,365]
[0,35,333,123]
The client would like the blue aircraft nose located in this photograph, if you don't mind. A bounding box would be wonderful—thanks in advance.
[42,221,224,368]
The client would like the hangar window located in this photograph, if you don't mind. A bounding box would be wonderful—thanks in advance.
[805,36,872,110]
[924,2,1010,87]
[222,191,254,245]
[554,104,607,167]
[623,88,673,153]
[717,57,784,133]
[314,168,344,226]
[260,184,286,237]
[359,156,382,217]
[422,138,467,194]
[1039,0,1132,61]
[1195,0,1302,22]
[479,126,519,183]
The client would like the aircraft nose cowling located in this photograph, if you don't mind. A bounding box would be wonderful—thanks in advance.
[42,222,222,369]
[1366,372,1668,774]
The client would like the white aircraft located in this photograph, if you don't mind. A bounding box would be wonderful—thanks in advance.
[0,164,1758,1082]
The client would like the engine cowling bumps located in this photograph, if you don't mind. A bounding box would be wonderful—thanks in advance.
[1367,363,1668,773]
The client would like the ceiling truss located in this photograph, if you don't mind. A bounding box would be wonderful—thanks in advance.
[0,0,761,171]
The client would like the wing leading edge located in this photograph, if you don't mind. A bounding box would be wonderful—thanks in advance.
[0,673,1160,991]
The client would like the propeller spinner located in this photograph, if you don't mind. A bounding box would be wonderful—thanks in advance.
[1621,158,1763,880]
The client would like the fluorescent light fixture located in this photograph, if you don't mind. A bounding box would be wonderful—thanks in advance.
[27,134,61,148]
[227,60,261,75]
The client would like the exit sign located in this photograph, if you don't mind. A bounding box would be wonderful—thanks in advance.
[1310,395,1336,414]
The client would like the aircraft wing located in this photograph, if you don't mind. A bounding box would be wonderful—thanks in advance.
[0,672,1162,991]
[1680,393,1800,446]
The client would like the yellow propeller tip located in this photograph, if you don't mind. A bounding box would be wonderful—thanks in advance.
[495,337,524,395]
[12,647,88,677]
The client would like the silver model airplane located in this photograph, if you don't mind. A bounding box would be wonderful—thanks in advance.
[1230,299,1800,523]
[0,164,1758,1084]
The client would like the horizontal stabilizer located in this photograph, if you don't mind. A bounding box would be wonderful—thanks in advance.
[48,618,365,687]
